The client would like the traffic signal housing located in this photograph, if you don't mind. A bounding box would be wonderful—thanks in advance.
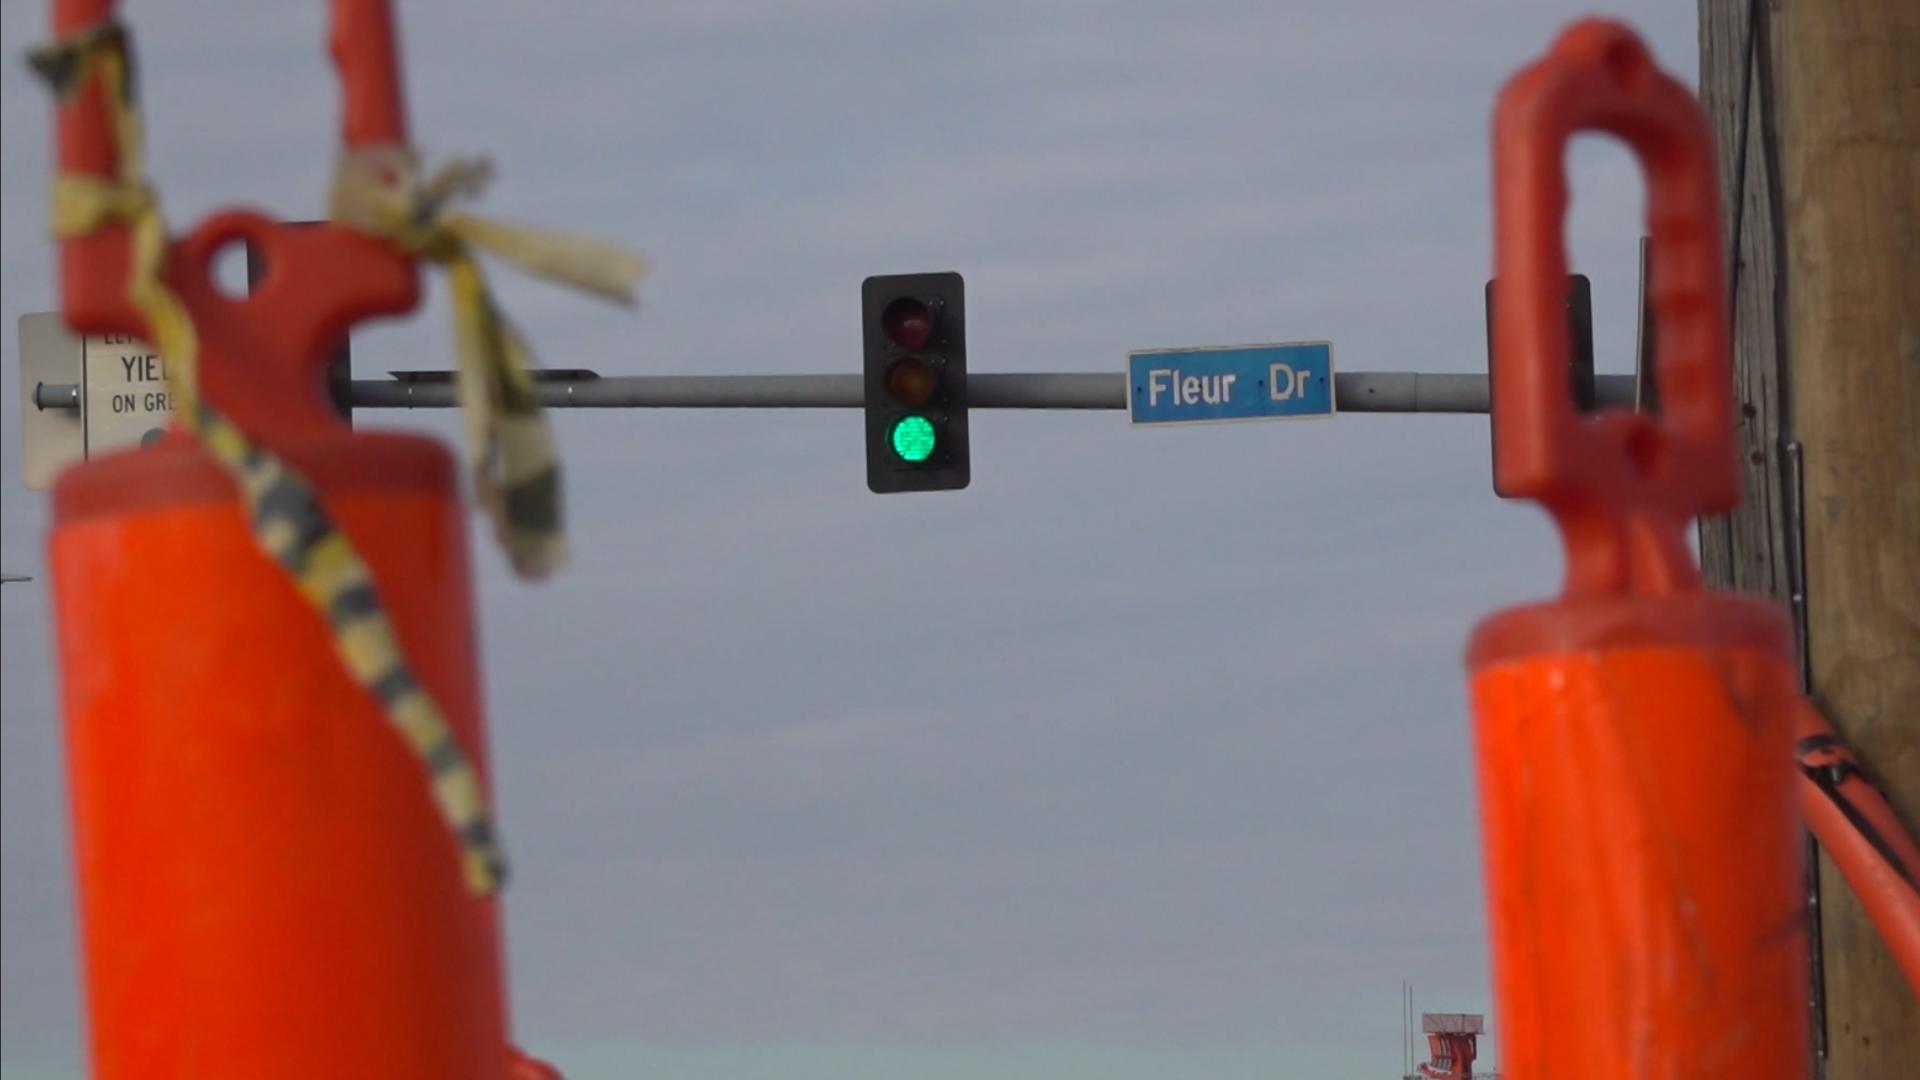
[1485,273,1594,497]
[863,272,968,493]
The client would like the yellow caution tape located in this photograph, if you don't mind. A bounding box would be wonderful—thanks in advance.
[330,146,647,579]
[28,19,507,896]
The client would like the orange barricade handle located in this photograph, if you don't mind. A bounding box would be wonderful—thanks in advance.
[1490,19,1733,600]
[1468,21,1806,1080]
[53,0,418,446]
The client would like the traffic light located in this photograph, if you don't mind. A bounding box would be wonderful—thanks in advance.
[1485,273,1593,497]
[863,272,968,493]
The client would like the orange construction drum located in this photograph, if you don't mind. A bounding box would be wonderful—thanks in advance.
[39,1,511,1075]
[1469,20,1807,1080]
[49,434,508,1079]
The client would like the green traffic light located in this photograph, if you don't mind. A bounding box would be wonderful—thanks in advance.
[890,415,937,462]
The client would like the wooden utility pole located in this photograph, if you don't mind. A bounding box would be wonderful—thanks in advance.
[1698,2,1920,1078]
[1783,1,1920,1074]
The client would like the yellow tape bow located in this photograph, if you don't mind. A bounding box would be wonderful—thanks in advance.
[30,21,204,414]
[331,146,648,580]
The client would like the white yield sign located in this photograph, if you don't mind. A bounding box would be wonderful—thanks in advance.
[83,331,174,455]
[15,313,178,489]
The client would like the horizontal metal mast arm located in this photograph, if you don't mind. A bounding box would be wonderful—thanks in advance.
[344,372,1637,413]
[31,373,1637,414]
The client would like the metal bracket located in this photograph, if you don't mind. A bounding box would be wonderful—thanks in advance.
[16,313,86,490]
[1785,434,1826,1079]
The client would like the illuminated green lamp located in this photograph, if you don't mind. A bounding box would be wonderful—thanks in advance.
[890,415,937,463]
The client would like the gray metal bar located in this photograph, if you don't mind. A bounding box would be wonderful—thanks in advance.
[972,372,1123,409]
[33,382,80,411]
[350,374,861,410]
[1340,373,1487,413]
[1339,372,1638,413]
[348,371,1638,414]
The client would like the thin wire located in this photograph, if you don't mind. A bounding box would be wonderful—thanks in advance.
[1724,0,1762,309]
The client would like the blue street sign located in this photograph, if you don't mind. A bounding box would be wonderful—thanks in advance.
[1127,341,1335,426]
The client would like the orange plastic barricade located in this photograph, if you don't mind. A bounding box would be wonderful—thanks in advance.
[52,441,506,1079]
[1795,700,1920,997]
[42,1,511,1076]
[1467,20,1806,1079]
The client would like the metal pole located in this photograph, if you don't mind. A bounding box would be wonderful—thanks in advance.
[342,371,1638,413]
[30,371,1639,414]
[32,381,80,411]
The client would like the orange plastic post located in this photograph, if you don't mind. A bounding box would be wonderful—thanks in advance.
[43,2,511,1076]
[1467,20,1807,1080]
[1794,701,1920,997]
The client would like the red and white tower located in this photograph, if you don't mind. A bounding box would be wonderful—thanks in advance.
[1414,1013,1483,1079]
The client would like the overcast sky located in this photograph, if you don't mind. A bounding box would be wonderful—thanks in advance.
[2,3,1697,1077]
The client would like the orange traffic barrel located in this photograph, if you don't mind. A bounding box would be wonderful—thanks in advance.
[40,1,509,1069]
[1469,20,1806,1079]
[49,430,509,1079]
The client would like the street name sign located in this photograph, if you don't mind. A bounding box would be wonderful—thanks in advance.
[1126,341,1335,426]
